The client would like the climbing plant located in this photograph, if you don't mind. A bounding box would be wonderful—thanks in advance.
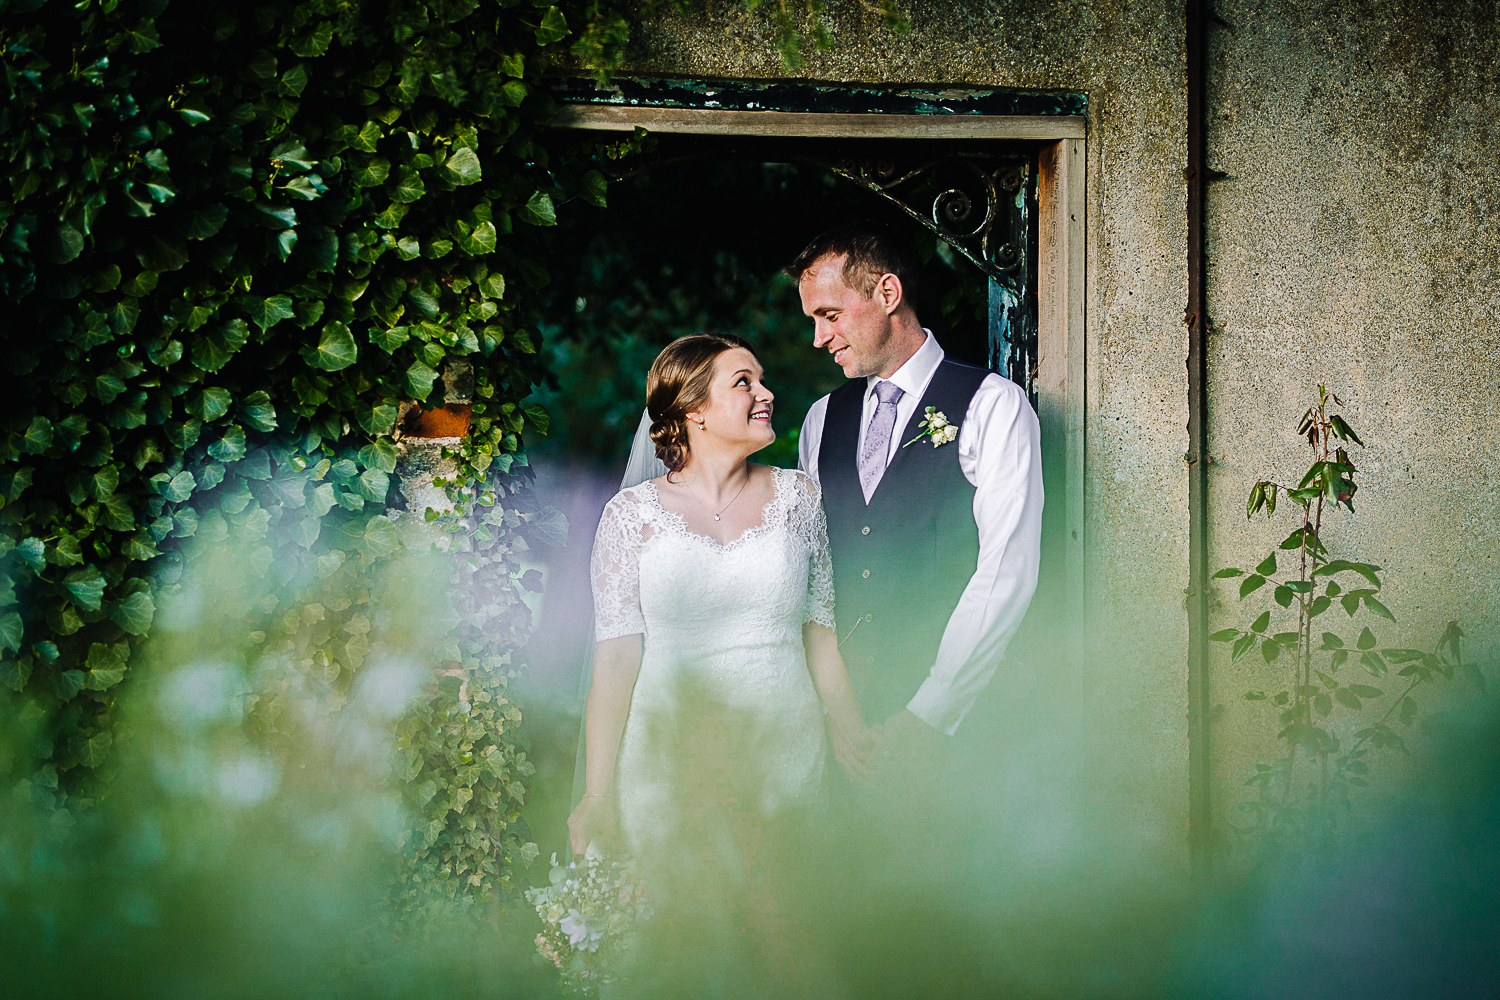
[1211,388,1485,857]
[0,0,649,908]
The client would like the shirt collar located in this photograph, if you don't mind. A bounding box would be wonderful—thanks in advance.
[864,329,944,402]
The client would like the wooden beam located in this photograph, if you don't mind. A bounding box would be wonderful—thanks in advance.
[552,104,1086,140]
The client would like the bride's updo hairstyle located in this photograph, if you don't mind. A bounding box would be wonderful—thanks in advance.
[646,333,755,473]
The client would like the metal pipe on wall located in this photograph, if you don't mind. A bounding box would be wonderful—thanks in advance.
[1184,0,1213,875]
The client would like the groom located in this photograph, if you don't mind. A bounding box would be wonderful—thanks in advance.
[788,223,1044,795]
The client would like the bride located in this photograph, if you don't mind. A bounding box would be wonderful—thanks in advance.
[569,333,872,864]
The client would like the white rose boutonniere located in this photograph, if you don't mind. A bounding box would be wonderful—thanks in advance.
[902,406,958,449]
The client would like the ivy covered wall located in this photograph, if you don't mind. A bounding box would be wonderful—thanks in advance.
[0,0,645,906]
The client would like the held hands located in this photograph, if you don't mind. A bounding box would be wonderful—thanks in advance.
[870,709,942,787]
[567,792,618,857]
[827,710,877,784]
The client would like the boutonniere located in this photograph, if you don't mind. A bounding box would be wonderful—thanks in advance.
[902,406,958,448]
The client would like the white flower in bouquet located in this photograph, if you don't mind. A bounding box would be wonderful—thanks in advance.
[526,850,651,993]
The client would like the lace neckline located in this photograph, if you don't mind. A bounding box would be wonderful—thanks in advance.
[640,466,791,552]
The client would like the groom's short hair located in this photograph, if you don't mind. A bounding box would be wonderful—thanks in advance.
[784,222,920,312]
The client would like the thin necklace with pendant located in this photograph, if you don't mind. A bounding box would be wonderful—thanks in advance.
[681,470,751,521]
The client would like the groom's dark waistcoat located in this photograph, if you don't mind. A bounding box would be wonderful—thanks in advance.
[819,359,989,723]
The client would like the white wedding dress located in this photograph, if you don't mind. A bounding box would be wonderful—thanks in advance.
[590,466,836,854]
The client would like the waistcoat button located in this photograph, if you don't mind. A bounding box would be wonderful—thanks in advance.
[861,569,871,579]
[861,525,871,535]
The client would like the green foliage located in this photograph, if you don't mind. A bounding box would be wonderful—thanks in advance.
[1211,388,1485,857]
[0,0,627,908]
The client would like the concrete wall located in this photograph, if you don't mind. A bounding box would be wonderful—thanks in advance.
[582,0,1499,862]
[1204,0,1500,831]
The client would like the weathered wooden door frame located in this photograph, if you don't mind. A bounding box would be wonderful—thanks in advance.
[553,99,1089,652]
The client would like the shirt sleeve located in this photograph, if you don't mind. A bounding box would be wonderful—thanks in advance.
[791,470,837,631]
[906,376,1044,735]
[798,396,829,483]
[590,491,647,641]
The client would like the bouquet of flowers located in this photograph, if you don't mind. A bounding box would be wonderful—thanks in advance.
[526,845,651,994]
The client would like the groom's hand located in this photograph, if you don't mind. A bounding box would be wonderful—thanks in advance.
[872,709,942,787]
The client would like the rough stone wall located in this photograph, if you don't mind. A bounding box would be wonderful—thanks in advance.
[590,0,1498,863]
[1203,0,1500,835]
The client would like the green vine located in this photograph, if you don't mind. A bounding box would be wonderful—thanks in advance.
[1211,388,1485,857]
[0,0,648,907]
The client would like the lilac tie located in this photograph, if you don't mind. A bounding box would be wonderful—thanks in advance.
[859,380,904,502]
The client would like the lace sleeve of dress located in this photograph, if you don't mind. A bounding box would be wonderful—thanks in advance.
[591,490,648,641]
[787,469,837,631]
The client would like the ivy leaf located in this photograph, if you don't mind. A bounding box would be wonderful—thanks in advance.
[84,641,129,690]
[1349,684,1384,699]
[534,6,570,45]
[290,20,334,57]
[370,326,411,353]
[355,441,396,476]
[528,506,569,548]
[46,224,86,264]
[357,404,397,436]
[244,295,296,330]
[459,220,497,254]
[16,538,46,572]
[520,191,557,227]
[137,234,189,271]
[1239,575,1266,599]
[1250,611,1270,634]
[1208,628,1239,642]
[189,387,232,422]
[351,121,382,153]
[1357,627,1377,650]
[207,424,247,462]
[0,613,22,653]
[406,360,439,400]
[358,469,391,502]
[302,322,358,371]
[186,203,229,239]
[63,567,107,611]
[88,465,119,501]
[77,730,113,769]
[239,391,278,432]
[1212,568,1244,578]
[22,416,53,454]
[353,158,391,187]
[153,469,196,503]
[109,591,156,635]
[390,166,426,203]
[443,147,482,186]
[310,482,337,517]
[580,169,607,208]
[1335,688,1362,710]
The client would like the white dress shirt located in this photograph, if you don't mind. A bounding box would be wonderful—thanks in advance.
[798,332,1043,735]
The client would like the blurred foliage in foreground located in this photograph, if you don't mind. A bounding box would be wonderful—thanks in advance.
[0,539,557,998]
[6,558,1500,997]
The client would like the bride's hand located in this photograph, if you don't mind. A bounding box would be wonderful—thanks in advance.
[568,793,618,857]
[828,713,875,784]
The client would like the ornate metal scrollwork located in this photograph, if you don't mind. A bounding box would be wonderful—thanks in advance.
[821,154,1031,294]
[817,153,1037,403]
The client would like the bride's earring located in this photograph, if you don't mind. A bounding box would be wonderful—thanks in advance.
[694,419,705,430]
